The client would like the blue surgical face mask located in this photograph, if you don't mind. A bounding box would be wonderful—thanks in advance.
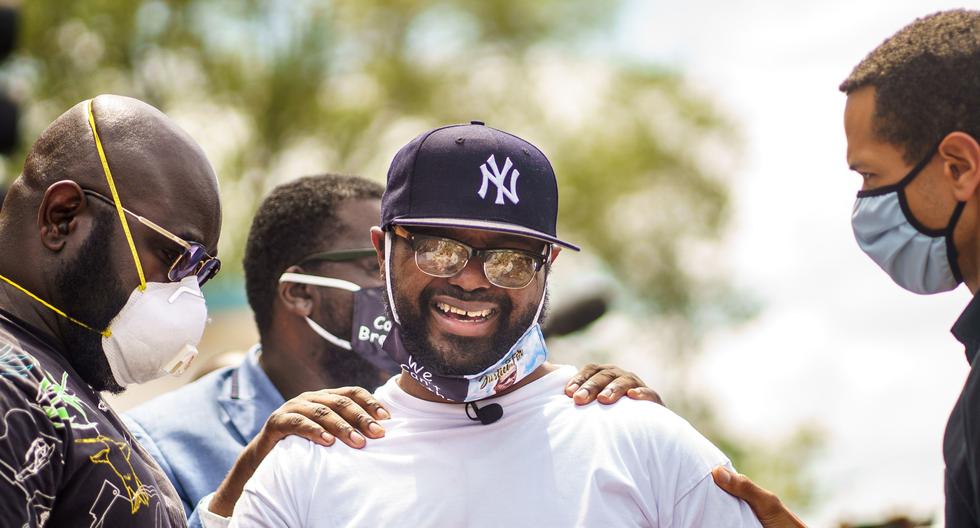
[851,146,965,295]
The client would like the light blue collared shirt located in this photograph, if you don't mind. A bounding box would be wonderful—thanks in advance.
[124,345,284,527]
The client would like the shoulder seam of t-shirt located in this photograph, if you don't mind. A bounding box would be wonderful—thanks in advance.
[282,436,316,528]
[672,469,715,508]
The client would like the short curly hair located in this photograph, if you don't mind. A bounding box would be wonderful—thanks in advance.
[839,9,980,164]
[244,174,384,335]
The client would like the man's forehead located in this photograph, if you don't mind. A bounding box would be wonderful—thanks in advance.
[844,87,881,168]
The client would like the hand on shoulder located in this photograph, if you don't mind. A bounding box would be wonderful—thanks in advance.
[712,467,806,528]
[563,363,664,406]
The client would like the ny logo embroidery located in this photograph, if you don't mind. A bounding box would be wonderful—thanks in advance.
[478,155,520,205]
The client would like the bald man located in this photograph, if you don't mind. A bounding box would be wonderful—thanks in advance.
[0,95,221,527]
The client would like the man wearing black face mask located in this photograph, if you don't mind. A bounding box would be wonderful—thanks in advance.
[0,95,220,527]
[126,174,660,526]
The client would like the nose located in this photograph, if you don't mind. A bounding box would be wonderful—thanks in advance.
[447,256,492,291]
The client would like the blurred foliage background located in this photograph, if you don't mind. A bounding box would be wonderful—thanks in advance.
[0,0,822,515]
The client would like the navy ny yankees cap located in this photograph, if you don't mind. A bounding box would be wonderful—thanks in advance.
[381,121,580,251]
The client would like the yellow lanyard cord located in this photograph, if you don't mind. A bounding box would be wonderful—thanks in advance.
[86,99,147,292]
[0,273,111,337]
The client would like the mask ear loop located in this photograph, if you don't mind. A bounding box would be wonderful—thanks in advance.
[278,272,360,350]
[86,99,147,292]
[945,201,967,284]
[384,230,401,325]
[304,318,353,351]
[527,246,551,333]
[279,273,361,292]
[0,274,109,337]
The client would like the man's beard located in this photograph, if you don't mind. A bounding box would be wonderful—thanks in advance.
[316,307,387,391]
[55,208,130,393]
[320,344,387,392]
[390,276,547,376]
[313,288,389,392]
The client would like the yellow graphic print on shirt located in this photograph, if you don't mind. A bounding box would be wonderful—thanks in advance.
[75,435,151,515]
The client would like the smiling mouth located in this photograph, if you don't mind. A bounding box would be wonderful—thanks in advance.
[433,301,497,322]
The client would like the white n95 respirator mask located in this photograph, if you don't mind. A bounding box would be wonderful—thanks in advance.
[101,276,207,387]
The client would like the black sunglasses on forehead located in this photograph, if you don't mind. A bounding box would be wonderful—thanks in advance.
[391,225,549,289]
[81,189,221,286]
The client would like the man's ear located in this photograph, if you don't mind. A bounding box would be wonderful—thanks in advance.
[277,265,315,318]
[37,180,87,252]
[549,246,561,264]
[940,132,980,201]
[370,226,386,277]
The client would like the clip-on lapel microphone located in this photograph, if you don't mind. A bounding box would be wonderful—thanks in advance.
[465,401,503,425]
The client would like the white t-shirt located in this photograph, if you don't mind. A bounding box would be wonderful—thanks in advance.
[229,365,761,528]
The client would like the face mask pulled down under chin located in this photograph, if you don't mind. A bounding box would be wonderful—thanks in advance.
[101,276,207,387]
[377,230,551,402]
[382,322,549,403]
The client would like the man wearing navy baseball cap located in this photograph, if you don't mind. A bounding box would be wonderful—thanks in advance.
[223,122,762,527]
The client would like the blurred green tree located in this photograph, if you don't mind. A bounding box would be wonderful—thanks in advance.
[0,0,819,512]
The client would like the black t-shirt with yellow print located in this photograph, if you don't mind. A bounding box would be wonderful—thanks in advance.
[0,310,185,527]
